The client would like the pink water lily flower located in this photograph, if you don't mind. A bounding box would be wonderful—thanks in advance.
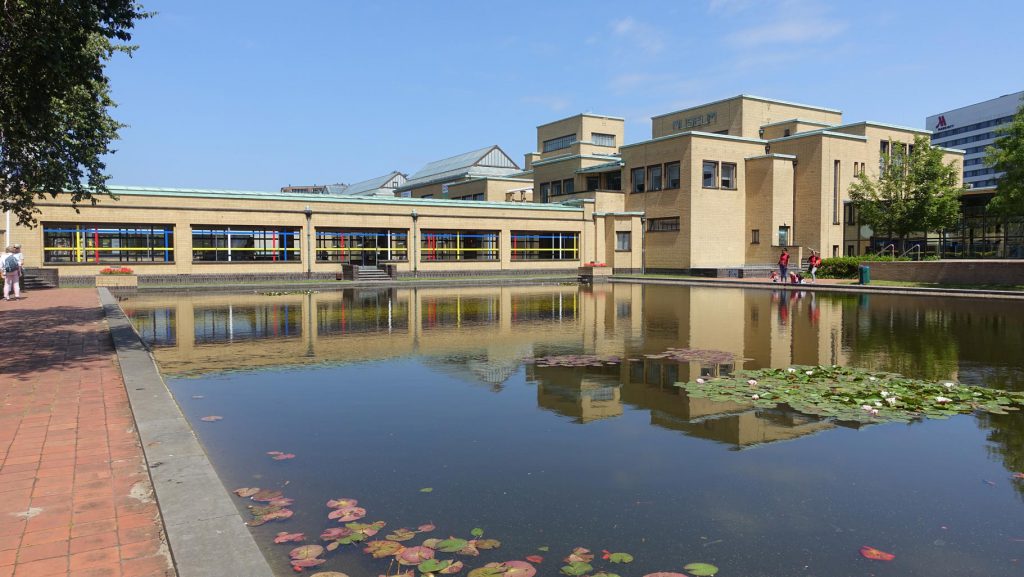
[747,379,758,386]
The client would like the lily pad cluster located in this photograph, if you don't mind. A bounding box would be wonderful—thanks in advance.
[645,348,738,365]
[531,355,622,368]
[678,365,1024,423]
[233,487,295,526]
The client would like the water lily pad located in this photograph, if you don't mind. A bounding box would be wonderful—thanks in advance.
[560,561,592,576]
[422,538,442,549]
[440,561,464,574]
[500,560,536,577]
[537,547,549,552]
[418,559,453,573]
[320,527,351,541]
[471,528,484,538]
[607,552,633,564]
[328,506,366,522]
[420,487,434,493]
[290,558,326,569]
[525,555,543,564]
[290,545,324,560]
[271,452,296,461]
[474,539,501,550]
[250,489,283,502]
[467,567,506,577]
[267,497,294,507]
[326,498,358,509]
[247,508,292,526]
[436,538,469,553]
[363,540,404,558]
[683,563,719,576]
[248,504,282,516]
[642,573,687,577]
[233,487,259,498]
[274,532,304,544]
[385,528,418,542]
[200,415,222,422]
[396,545,435,565]
[418,523,437,533]
[859,546,895,561]
[309,573,350,577]
[564,548,593,564]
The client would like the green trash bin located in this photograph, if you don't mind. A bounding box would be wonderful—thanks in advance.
[858,265,870,285]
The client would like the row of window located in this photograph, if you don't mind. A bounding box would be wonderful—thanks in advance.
[538,179,575,201]
[453,193,484,201]
[543,134,577,153]
[749,226,792,246]
[42,224,582,264]
[930,115,1014,140]
[965,167,999,178]
[630,162,680,193]
[934,131,998,148]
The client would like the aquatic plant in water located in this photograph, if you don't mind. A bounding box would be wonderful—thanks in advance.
[531,355,622,367]
[677,365,1024,423]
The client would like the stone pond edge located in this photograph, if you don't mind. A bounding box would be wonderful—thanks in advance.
[98,287,275,577]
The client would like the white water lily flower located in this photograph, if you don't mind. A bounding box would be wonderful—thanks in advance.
[805,370,814,376]
[880,390,890,397]
[696,378,705,384]
[861,405,873,411]
[936,396,953,404]
[869,376,878,381]
[870,408,880,416]
[943,382,956,389]
[874,401,882,407]
[787,368,797,373]
[886,397,897,406]
[747,379,758,386]
[751,394,760,400]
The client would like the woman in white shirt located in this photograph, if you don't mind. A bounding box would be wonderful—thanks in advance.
[2,245,22,300]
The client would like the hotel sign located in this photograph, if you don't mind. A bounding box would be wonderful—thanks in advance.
[673,112,718,131]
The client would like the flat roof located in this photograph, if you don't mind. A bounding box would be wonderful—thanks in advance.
[830,120,933,135]
[619,130,765,150]
[759,118,837,129]
[536,112,625,129]
[651,94,842,120]
[927,90,1024,118]
[530,153,621,168]
[767,129,868,144]
[102,185,581,212]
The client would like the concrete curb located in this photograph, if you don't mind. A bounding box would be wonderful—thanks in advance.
[99,288,275,577]
[610,276,1024,300]
[102,275,579,294]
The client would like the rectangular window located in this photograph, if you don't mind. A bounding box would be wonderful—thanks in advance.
[563,179,575,194]
[702,161,718,188]
[833,160,841,224]
[844,203,855,225]
[778,226,790,247]
[648,165,663,191]
[666,162,680,189]
[42,223,175,263]
[720,163,737,190]
[592,133,616,147]
[510,231,579,261]
[616,231,631,251]
[316,229,408,263]
[539,182,550,203]
[605,171,622,191]
[543,134,577,153]
[421,230,499,261]
[192,227,300,262]
[631,167,645,192]
[551,180,562,196]
[751,229,760,244]
[647,217,680,232]
[585,175,600,191]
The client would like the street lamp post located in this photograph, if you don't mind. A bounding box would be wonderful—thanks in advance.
[304,206,312,277]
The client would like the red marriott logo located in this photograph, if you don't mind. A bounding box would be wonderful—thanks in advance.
[935,115,948,130]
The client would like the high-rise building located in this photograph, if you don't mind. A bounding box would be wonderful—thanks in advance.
[926,91,1023,189]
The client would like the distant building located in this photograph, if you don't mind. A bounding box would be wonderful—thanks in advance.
[395,145,526,200]
[927,91,1023,190]
[280,184,332,194]
[331,171,407,197]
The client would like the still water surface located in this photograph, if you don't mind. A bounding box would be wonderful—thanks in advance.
[121,284,1024,576]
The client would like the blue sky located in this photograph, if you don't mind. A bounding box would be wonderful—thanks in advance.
[103,0,1023,191]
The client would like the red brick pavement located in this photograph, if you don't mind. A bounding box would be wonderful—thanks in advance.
[0,289,174,577]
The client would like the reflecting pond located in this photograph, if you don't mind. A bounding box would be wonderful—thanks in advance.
[121,284,1024,577]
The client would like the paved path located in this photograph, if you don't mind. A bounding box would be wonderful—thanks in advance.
[0,289,174,577]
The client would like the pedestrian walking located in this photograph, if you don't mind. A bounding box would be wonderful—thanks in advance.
[12,244,25,293]
[808,250,821,283]
[778,248,790,282]
[2,245,22,301]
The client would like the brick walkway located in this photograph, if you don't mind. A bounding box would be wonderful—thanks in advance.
[0,289,174,577]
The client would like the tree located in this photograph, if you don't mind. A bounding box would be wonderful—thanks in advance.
[0,1,147,226]
[985,100,1024,216]
[848,134,964,253]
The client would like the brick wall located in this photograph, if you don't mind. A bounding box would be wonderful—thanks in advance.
[865,260,1024,285]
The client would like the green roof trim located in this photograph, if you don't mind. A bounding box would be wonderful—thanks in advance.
[831,120,934,135]
[102,185,581,212]
[745,153,797,161]
[766,129,868,144]
[620,130,765,150]
[531,153,621,168]
[759,117,837,129]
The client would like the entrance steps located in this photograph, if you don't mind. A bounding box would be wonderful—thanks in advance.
[351,266,391,281]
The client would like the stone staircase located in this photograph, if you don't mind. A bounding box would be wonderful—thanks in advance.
[21,268,59,290]
[351,266,391,281]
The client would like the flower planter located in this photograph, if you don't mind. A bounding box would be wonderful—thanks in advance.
[577,266,612,283]
[95,274,138,288]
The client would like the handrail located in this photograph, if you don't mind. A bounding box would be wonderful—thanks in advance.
[877,243,895,259]
[899,243,922,261]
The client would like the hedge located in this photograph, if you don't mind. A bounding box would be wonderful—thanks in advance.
[816,255,911,279]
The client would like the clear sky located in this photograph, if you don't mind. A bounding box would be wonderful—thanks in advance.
[102,0,1023,191]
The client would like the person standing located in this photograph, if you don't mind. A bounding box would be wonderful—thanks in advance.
[13,244,25,293]
[778,248,790,282]
[2,245,22,301]
[808,251,821,283]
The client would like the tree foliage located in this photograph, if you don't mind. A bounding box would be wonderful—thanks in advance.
[0,1,147,226]
[985,100,1024,216]
[848,135,964,250]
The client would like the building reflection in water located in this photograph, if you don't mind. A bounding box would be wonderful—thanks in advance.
[119,283,1024,451]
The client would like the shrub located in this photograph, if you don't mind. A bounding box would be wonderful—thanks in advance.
[816,255,910,279]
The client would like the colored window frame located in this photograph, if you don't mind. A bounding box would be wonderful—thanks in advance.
[420,230,499,262]
[43,223,175,264]
[510,231,579,261]
[192,226,300,262]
